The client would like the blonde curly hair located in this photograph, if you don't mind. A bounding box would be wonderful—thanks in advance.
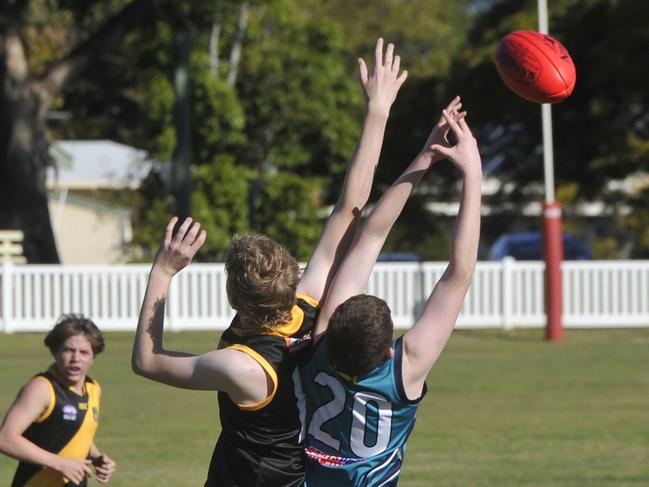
[225,234,300,332]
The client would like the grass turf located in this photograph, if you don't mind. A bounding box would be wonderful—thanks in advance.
[1,329,648,486]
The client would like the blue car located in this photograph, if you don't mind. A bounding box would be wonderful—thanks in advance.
[488,232,591,261]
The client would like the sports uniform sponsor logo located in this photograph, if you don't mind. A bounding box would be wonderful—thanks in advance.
[92,407,99,421]
[62,404,78,421]
[305,446,361,467]
[285,332,312,353]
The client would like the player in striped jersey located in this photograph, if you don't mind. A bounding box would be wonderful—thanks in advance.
[299,100,482,486]
[0,315,116,487]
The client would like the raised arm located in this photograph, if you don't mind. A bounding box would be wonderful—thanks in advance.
[297,38,408,302]
[401,111,482,396]
[313,98,465,341]
[131,217,269,403]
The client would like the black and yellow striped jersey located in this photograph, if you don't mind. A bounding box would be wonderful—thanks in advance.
[11,366,101,487]
[206,294,318,487]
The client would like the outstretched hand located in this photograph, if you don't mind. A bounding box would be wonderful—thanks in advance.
[430,109,481,176]
[153,217,207,277]
[420,96,466,164]
[358,37,408,116]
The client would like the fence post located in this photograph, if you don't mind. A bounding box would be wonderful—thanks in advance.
[502,257,514,330]
[2,261,14,333]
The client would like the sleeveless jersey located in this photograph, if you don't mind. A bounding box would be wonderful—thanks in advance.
[205,294,318,487]
[298,338,425,487]
[12,367,101,487]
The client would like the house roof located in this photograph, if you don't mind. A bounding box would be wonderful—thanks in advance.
[47,140,154,190]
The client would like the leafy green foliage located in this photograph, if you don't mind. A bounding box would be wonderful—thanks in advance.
[123,0,363,259]
[191,55,247,162]
[238,1,361,179]
[13,0,649,261]
[255,171,323,261]
[192,156,253,259]
[302,0,471,79]
[383,198,451,261]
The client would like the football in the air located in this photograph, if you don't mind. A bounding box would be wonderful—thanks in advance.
[494,30,576,104]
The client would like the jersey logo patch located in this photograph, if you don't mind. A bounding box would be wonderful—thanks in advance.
[92,407,99,421]
[305,446,361,467]
[285,332,312,353]
[62,405,78,421]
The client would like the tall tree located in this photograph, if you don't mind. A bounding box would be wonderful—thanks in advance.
[0,0,159,262]
[129,0,362,261]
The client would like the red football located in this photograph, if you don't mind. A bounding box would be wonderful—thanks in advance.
[494,31,576,104]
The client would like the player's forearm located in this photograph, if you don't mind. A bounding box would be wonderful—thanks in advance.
[0,433,62,471]
[132,266,173,376]
[362,151,431,239]
[300,109,390,299]
[337,109,389,211]
[447,168,482,282]
[317,153,430,324]
[132,266,199,386]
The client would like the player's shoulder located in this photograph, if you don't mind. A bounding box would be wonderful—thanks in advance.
[18,374,53,403]
[85,375,101,394]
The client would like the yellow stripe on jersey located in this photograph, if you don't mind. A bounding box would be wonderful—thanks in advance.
[268,305,305,337]
[24,381,101,487]
[296,293,319,309]
[226,344,279,411]
[33,376,55,423]
[269,293,319,337]
[226,293,318,338]
[23,465,66,487]
[56,380,100,460]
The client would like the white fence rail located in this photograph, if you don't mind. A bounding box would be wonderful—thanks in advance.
[1,260,649,333]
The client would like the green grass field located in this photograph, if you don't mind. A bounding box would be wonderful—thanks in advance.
[1,329,648,486]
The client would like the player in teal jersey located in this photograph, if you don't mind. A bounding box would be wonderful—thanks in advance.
[299,100,482,486]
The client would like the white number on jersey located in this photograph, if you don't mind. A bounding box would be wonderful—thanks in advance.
[308,372,393,457]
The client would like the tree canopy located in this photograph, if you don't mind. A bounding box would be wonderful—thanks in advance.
[1,0,647,262]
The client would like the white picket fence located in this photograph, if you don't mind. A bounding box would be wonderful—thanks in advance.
[1,259,648,333]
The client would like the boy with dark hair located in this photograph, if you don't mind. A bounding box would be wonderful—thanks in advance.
[0,314,116,487]
[132,38,408,487]
[299,100,482,486]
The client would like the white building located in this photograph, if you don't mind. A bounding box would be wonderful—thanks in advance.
[47,140,153,264]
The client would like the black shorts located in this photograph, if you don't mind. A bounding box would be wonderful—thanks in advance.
[204,436,305,487]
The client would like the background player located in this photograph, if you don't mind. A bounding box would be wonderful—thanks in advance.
[0,315,116,487]
[299,102,482,486]
[131,37,407,486]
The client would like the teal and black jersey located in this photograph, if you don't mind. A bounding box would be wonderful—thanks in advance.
[298,337,425,487]
[206,294,318,487]
[12,367,101,487]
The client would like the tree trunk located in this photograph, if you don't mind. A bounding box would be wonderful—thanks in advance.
[227,1,249,87]
[0,31,59,262]
[209,20,221,75]
[0,0,159,262]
